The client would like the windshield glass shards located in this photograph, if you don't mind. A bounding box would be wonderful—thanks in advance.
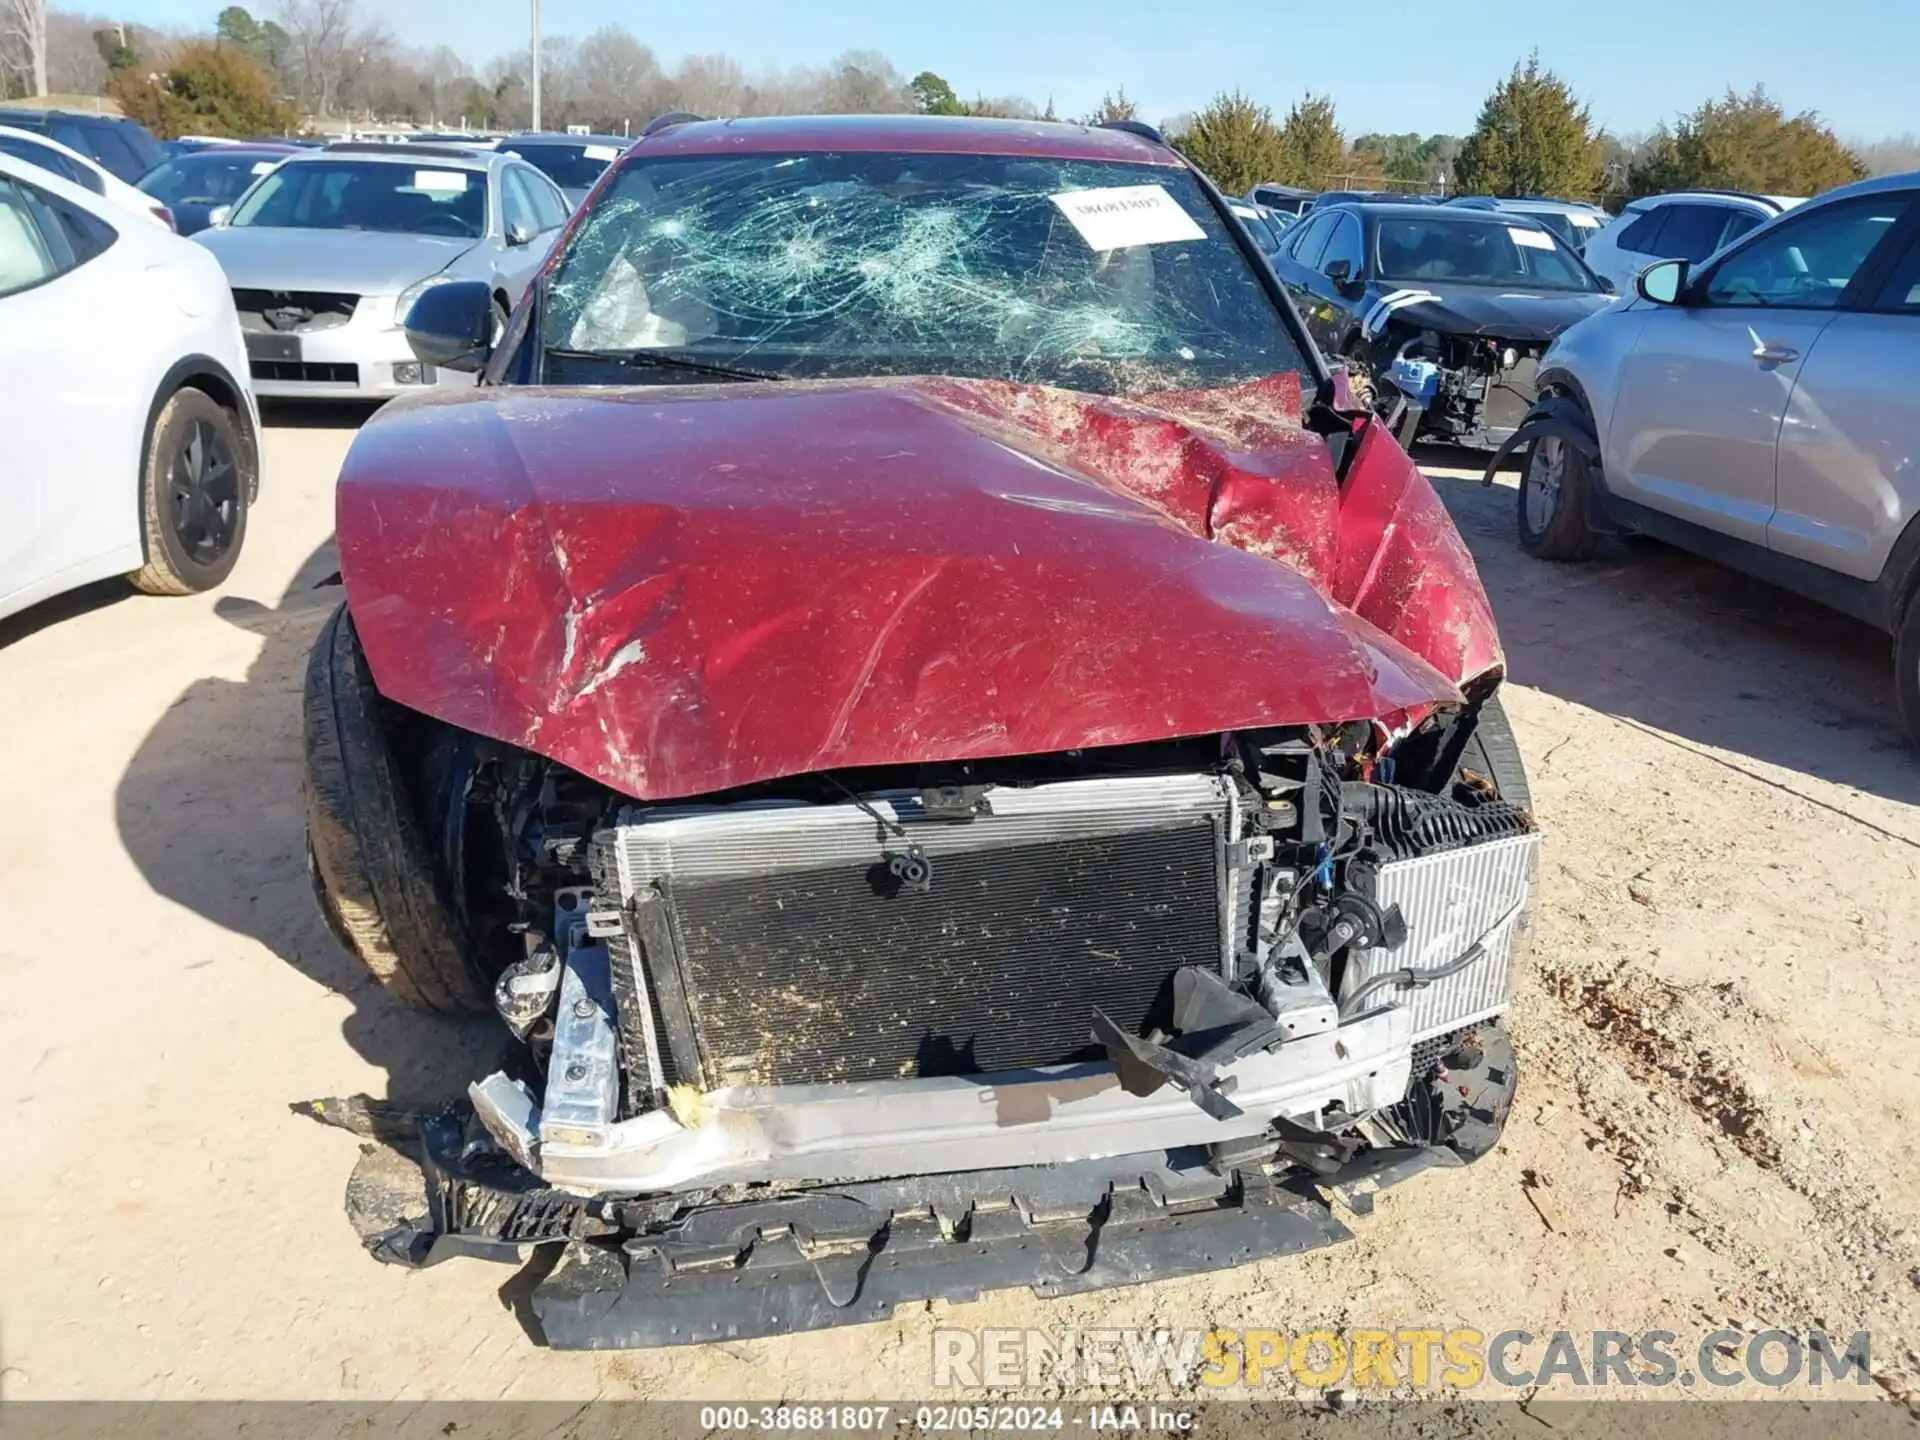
[539,150,1311,395]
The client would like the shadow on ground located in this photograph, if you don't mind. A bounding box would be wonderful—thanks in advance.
[0,577,135,652]
[1425,462,1919,807]
[115,536,499,1099]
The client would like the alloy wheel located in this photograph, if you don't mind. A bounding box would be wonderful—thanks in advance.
[166,417,240,567]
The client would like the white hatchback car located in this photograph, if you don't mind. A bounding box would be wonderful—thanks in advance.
[0,152,260,625]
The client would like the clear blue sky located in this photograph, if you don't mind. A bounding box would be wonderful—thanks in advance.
[110,0,1918,139]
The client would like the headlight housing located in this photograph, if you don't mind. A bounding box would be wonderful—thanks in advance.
[394,273,457,326]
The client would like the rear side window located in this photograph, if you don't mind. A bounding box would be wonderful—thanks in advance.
[48,117,96,161]
[111,122,164,177]
[84,124,145,182]
[0,134,99,193]
[0,174,111,295]
[1653,203,1737,262]
[1615,206,1664,254]
[1721,211,1764,246]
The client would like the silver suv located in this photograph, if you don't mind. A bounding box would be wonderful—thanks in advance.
[1490,172,1920,740]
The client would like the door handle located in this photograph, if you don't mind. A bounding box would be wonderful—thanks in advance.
[1747,326,1798,365]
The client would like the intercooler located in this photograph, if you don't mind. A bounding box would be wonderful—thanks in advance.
[1341,832,1539,1042]
[592,774,1236,1095]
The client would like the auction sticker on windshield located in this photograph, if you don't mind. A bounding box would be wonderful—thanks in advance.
[1508,226,1555,250]
[1050,185,1206,251]
[413,170,470,193]
[584,144,620,161]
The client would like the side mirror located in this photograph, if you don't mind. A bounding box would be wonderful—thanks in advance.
[402,279,496,373]
[1636,258,1688,305]
[506,219,536,248]
[208,206,231,228]
[1325,258,1358,290]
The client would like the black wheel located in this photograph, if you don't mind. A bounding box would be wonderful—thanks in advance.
[129,387,249,596]
[1895,589,1920,750]
[303,602,494,1014]
[1516,432,1601,561]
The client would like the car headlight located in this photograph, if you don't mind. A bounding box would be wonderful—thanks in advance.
[395,274,457,326]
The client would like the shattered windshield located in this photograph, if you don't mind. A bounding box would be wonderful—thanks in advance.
[539,151,1310,394]
[1373,215,1600,291]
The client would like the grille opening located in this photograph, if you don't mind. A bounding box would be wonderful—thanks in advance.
[233,288,359,332]
[250,360,360,384]
[655,821,1223,1087]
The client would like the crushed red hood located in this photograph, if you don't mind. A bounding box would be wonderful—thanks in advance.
[336,372,1501,801]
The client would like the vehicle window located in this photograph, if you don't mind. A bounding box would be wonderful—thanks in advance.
[1870,231,1920,313]
[1525,211,1580,247]
[502,168,541,238]
[0,134,96,192]
[84,125,143,182]
[1614,205,1664,254]
[1704,195,1910,309]
[1320,213,1363,274]
[0,177,79,296]
[113,122,164,177]
[542,150,1313,396]
[1287,211,1338,268]
[227,160,486,238]
[1652,203,1738,262]
[1373,215,1600,291]
[528,172,570,230]
[48,117,93,158]
[500,141,617,193]
[140,152,282,206]
[1720,211,1764,246]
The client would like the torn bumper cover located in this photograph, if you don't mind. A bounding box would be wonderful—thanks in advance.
[346,1098,1467,1350]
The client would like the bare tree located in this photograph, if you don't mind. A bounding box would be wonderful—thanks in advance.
[816,48,907,114]
[573,24,658,131]
[671,53,749,118]
[45,9,103,95]
[277,0,354,116]
[0,0,48,97]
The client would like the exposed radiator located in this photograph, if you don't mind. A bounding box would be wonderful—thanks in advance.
[1342,832,1539,1041]
[597,774,1234,1091]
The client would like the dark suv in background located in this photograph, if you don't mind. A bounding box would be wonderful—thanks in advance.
[0,108,164,182]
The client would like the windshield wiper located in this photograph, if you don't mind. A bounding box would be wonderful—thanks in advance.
[544,347,788,383]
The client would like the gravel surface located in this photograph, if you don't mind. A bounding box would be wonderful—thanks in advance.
[1,414,1915,1404]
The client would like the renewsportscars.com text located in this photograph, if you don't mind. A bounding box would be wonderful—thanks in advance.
[931,1327,1874,1391]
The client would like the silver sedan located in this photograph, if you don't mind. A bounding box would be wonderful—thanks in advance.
[194,143,570,400]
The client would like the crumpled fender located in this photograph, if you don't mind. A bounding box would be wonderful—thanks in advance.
[1482,391,1600,485]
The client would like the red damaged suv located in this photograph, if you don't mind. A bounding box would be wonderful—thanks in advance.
[304,113,1535,1348]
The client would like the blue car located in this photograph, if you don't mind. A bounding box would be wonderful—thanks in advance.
[137,144,297,235]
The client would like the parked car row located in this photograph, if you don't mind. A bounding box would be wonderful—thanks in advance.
[1498,172,1920,739]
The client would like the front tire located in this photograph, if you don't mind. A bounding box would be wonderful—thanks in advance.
[1894,588,1920,749]
[303,603,494,1014]
[1516,433,1601,561]
[129,387,249,595]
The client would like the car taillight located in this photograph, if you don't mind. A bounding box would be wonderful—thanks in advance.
[152,204,176,231]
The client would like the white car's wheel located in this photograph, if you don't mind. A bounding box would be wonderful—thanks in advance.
[128,386,249,596]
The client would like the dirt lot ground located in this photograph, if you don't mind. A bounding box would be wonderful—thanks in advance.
[2,411,1917,1406]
